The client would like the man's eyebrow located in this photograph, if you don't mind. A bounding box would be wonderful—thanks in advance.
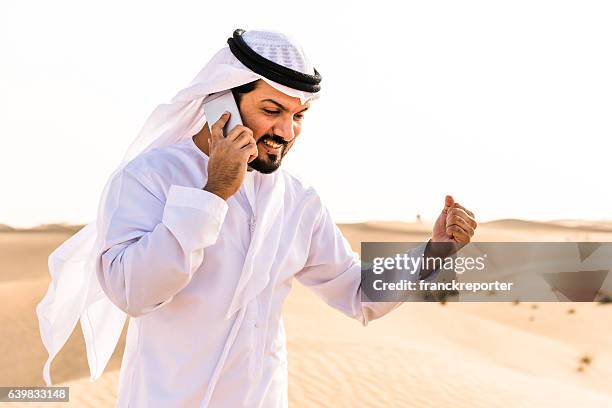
[261,99,288,112]
[261,98,309,113]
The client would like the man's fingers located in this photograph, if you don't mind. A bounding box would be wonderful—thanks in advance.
[226,125,253,142]
[210,112,231,142]
[446,216,475,237]
[241,141,258,162]
[453,203,475,219]
[443,195,454,214]
[448,207,477,230]
[447,225,471,243]
[234,132,256,149]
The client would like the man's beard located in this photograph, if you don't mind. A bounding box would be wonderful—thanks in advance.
[248,134,288,174]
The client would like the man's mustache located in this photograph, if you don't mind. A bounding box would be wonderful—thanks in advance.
[258,134,287,146]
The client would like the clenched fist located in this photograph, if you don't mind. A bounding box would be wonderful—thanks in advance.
[433,195,477,245]
[426,195,477,260]
[203,112,258,201]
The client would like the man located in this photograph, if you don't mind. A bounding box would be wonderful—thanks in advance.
[37,29,476,407]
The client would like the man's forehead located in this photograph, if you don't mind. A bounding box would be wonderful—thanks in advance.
[253,80,310,109]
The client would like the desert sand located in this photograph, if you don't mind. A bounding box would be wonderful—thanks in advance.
[1,220,612,407]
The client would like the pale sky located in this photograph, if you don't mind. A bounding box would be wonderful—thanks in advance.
[1,0,611,228]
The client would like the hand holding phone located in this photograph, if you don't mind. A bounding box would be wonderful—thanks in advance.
[202,91,243,137]
[203,111,258,201]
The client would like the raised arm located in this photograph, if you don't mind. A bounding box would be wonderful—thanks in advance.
[294,200,441,327]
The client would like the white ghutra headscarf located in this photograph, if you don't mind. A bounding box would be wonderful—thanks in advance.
[36,29,321,386]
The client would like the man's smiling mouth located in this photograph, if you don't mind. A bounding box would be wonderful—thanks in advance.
[262,139,283,149]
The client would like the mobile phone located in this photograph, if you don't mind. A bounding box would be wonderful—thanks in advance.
[201,90,243,137]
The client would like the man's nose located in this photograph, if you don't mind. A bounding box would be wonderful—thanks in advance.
[273,117,295,142]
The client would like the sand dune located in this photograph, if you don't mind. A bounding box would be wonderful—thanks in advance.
[1,220,611,407]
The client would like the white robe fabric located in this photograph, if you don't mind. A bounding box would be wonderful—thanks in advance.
[96,136,438,407]
[37,33,320,387]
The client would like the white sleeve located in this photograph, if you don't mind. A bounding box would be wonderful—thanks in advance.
[294,202,440,327]
[95,169,228,317]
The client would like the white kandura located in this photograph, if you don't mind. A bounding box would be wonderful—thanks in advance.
[36,29,439,407]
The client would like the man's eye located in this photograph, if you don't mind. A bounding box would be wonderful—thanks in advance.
[263,109,279,115]
[294,114,304,120]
